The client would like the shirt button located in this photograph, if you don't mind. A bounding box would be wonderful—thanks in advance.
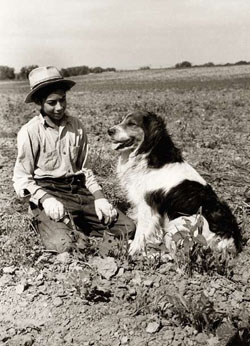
[63,151,66,155]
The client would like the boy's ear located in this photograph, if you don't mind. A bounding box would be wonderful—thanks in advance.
[32,95,42,106]
[34,102,42,110]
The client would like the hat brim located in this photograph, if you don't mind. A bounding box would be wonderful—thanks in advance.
[25,78,76,103]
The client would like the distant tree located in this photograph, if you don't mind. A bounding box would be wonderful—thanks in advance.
[203,62,215,67]
[79,65,90,75]
[105,67,116,72]
[61,65,89,77]
[15,73,22,80]
[235,60,248,66]
[91,67,104,73]
[175,61,192,69]
[19,65,39,79]
[139,66,151,70]
[61,65,116,77]
[60,68,70,77]
[0,66,15,80]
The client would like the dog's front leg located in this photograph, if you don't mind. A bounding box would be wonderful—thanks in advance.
[129,202,160,256]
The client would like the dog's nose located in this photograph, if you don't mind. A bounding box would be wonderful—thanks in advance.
[108,127,116,136]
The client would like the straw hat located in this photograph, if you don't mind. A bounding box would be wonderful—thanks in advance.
[25,66,75,103]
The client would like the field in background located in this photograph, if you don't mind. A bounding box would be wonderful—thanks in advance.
[0,65,250,345]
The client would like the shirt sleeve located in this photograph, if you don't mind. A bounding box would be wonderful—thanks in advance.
[76,122,104,197]
[81,153,104,197]
[13,126,48,204]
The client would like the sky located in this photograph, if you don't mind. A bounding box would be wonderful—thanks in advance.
[0,0,250,72]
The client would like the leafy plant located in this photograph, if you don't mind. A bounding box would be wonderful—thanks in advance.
[159,291,224,333]
[97,231,131,262]
[65,268,112,302]
[170,209,234,276]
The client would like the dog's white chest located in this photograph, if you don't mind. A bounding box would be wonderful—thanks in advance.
[117,156,148,204]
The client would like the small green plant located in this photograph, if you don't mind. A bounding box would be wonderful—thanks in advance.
[159,291,224,333]
[139,237,167,270]
[65,269,112,302]
[97,231,131,262]
[112,230,131,261]
[170,209,233,276]
[131,288,151,316]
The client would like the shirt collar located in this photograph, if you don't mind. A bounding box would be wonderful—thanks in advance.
[39,111,70,128]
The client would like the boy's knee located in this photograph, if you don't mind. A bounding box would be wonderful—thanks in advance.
[44,236,73,253]
[113,215,136,239]
[37,219,74,253]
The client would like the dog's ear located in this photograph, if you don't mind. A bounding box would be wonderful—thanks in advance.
[137,112,183,166]
[137,112,165,154]
[142,111,158,124]
[142,112,165,137]
[142,111,166,127]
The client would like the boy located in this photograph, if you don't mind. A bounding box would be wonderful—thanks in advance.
[13,66,135,253]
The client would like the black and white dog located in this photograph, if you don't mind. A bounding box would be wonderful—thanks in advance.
[108,111,241,256]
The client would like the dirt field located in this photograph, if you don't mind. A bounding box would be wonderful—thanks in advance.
[0,65,250,346]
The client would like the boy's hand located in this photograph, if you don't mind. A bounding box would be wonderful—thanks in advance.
[41,196,65,221]
[94,198,118,225]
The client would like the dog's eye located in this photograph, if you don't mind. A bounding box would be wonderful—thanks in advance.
[127,121,137,127]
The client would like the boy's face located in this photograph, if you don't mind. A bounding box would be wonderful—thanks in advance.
[41,89,67,123]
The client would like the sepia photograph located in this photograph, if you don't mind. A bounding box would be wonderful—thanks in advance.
[0,0,250,345]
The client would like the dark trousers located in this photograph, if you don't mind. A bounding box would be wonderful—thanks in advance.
[30,176,135,253]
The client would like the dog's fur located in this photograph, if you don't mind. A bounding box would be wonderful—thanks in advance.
[108,111,241,255]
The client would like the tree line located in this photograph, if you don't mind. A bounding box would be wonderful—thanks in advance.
[1,60,250,80]
[175,60,250,69]
[140,60,250,70]
[0,65,116,80]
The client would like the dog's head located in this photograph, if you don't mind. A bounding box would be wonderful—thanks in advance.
[108,111,165,154]
[108,110,183,167]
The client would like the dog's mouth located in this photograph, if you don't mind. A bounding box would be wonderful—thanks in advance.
[112,138,135,151]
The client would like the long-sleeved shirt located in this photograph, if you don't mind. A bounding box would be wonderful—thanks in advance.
[13,112,102,204]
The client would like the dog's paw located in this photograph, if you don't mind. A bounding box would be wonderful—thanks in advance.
[129,239,143,256]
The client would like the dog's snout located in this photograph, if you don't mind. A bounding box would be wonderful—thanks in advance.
[108,127,116,136]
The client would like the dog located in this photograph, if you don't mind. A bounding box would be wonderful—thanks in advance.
[108,110,241,256]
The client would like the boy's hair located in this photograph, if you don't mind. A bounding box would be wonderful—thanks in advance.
[32,82,71,104]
